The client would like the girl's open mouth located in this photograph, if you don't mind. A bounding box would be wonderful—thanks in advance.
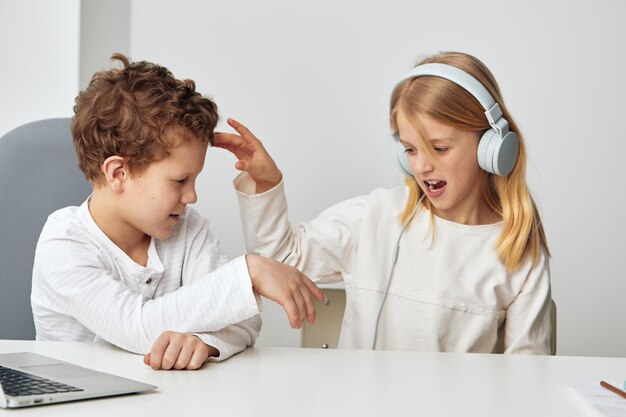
[424,180,447,197]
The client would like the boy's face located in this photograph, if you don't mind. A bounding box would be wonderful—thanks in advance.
[120,133,209,240]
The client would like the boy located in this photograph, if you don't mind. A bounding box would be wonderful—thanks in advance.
[31,53,324,370]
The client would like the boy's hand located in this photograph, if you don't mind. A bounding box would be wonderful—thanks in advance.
[214,118,282,194]
[143,331,218,370]
[246,255,326,329]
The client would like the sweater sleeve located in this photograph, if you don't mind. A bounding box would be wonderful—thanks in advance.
[503,249,553,355]
[234,172,366,284]
[33,230,260,355]
[194,315,261,362]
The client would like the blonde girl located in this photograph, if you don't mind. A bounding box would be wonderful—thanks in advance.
[216,51,552,354]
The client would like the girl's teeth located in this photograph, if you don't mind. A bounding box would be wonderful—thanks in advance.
[426,180,446,191]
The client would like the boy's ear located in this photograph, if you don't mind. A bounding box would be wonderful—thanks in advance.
[101,156,128,193]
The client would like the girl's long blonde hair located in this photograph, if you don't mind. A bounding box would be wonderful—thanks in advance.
[390,52,549,271]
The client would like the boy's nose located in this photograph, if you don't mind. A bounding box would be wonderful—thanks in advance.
[182,188,198,205]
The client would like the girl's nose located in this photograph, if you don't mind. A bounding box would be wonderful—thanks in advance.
[412,151,434,176]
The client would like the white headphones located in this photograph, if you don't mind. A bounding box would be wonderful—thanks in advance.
[393,63,519,177]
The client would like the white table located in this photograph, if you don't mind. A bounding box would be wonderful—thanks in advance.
[1,340,622,416]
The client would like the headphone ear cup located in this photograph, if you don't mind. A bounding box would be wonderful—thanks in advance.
[477,128,497,174]
[493,131,519,176]
[393,135,413,177]
[477,128,519,176]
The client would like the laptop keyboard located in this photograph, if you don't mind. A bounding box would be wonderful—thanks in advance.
[0,365,84,397]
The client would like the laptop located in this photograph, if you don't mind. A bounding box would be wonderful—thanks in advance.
[0,352,157,408]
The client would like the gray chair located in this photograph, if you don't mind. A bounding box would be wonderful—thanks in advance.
[0,118,91,340]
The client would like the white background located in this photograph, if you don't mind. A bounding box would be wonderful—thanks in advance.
[1,0,625,357]
[0,1,79,137]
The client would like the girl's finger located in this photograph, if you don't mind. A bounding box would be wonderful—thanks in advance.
[235,160,249,171]
[213,132,245,146]
[291,290,306,329]
[301,286,317,325]
[302,275,326,304]
[281,298,300,329]
[227,118,260,144]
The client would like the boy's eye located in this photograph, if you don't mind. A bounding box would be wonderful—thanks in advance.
[175,178,186,184]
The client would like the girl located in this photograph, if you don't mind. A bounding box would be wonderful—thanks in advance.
[216,51,552,354]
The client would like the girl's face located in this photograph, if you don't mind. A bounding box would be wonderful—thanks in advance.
[396,109,497,225]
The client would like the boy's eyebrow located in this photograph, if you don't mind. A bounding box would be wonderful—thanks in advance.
[173,168,199,177]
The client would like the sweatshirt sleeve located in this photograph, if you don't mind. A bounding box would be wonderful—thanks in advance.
[235,172,366,284]
[194,315,261,362]
[503,250,553,355]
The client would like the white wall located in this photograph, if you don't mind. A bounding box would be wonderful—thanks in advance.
[0,0,129,137]
[129,0,626,356]
[0,0,80,137]
[79,0,130,90]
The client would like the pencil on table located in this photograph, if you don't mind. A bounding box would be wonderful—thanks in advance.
[600,381,626,400]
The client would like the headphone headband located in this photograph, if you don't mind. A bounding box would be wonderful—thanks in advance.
[400,63,503,125]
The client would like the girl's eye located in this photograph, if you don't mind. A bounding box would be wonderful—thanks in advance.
[403,147,416,154]
[434,147,448,153]
[175,178,186,184]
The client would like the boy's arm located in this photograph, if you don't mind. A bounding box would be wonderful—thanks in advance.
[33,232,259,354]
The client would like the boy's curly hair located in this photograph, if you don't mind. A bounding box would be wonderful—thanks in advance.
[72,53,218,185]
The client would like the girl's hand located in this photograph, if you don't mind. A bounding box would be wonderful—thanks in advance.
[214,118,282,194]
[245,255,326,329]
